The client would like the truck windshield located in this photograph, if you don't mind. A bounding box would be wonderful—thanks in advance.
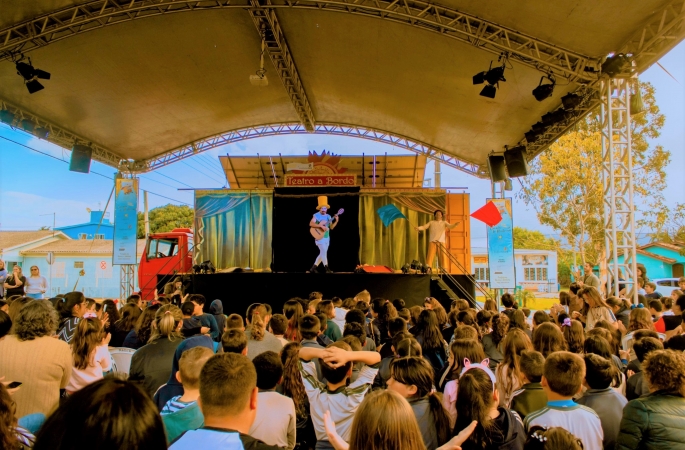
[147,238,179,259]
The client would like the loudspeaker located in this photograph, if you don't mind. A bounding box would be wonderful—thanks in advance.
[488,155,507,182]
[69,145,92,173]
[504,146,530,178]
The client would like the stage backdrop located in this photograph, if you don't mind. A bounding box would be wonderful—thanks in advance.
[194,190,272,270]
[272,186,360,272]
[359,189,446,269]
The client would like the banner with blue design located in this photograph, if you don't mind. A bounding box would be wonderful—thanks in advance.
[486,198,516,288]
[113,178,139,265]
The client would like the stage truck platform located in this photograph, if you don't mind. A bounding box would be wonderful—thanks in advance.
[174,272,475,316]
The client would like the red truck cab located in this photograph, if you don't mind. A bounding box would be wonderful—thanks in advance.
[138,228,194,299]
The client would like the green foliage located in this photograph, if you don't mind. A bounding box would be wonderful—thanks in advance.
[518,81,682,267]
[137,204,194,238]
[515,288,536,308]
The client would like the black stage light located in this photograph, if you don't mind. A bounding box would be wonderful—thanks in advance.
[550,108,571,123]
[524,130,539,143]
[561,93,582,110]
[532,76,555,101]
[15,57,50,94]
[531,121,547,133]
[26,79,44,94]
[193,264,202,274]
[480,84,497,98]
[0,110,15,125]
[473,71,486,85]
[35,127,49,139]
[541,111,556,125]
[20,119,34,132]
[601,53,632,77]
[200,260,216,274]
[484,66,506,86]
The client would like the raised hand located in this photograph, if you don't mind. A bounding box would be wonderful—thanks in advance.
[437,421,477,450]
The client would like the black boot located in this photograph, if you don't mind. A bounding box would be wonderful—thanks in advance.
[324,265,333,273]
[310,264,318,273]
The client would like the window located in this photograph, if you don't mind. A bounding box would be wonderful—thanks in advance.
[525,268,548,281]
[146,238,179,259]
[78,233,87,239]
[95,234,105,240]
[475,267,490,281]
[74,261,84,269]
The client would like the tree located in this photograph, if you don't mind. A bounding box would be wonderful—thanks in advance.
[137,204,193,238]
[513,227,575,287]
[518,81,678,268]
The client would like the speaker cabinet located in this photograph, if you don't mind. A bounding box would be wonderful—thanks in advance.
[488,155,507,182]
[504,146,530,178]
[70,145,93,173]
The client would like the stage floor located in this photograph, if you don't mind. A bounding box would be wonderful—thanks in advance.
[187,272,432,316]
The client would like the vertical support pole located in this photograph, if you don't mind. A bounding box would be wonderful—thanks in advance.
[434,159,441,189]
[600,77,639,304]
[144,190,150,237]
[120,265,135,300]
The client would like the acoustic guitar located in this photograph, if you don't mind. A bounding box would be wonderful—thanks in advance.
[311,208,344,240]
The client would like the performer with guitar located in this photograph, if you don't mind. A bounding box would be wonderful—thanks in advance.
[309,196,344,273]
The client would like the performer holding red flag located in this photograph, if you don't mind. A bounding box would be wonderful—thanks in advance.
[414,210,459,271]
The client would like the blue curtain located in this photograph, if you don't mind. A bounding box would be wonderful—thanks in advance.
[194,190,272,270]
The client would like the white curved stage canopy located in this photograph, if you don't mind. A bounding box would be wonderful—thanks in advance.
[0,0,683,178]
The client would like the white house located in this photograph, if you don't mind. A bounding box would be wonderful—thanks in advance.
[472,247,559,293]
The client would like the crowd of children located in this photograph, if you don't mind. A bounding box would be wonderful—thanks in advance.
[1,280,685,449]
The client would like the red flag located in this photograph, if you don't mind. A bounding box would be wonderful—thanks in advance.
[471,201,503,227]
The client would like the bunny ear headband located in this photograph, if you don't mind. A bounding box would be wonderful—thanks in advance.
[83,312,97,319]
[460,358,497,392]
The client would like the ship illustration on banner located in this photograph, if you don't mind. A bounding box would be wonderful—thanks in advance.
[285,150,356,186]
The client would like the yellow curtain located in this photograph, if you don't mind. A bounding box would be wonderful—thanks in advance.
[359,194,435,269]
[195,191,272,269]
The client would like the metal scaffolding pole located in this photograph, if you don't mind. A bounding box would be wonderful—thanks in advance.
[600,77,639,304]
[120,264,136,300]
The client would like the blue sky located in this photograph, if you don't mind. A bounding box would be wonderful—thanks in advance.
[1,41,684,250]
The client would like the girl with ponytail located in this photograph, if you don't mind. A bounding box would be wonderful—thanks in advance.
[129,305,186,397]
[388,356,452,449]
[246,304,283,359]
[455,360,526,450]
[283,299,303,342]
[56,291,89,343]
[66,317,112,394]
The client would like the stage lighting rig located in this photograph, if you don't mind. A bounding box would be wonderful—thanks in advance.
[0,110,15,125]
[473,60,507,99]
[561,93,582,110]
[200,260,216,274]
[532,75,555,101]
[601,53,633,78]
[14,55,50,94]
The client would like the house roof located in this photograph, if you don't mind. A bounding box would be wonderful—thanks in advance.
[54,222,114,231]
[22,239,147,255]
[0,231,68,252]
[636,249,677,264]
[639,242,685,253]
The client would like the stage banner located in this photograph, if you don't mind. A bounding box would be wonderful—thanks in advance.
[113,178,139,265]
[486,198,515,289]
[284,174,356,186]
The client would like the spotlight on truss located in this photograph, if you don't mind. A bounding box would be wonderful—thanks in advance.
[473,61,506,98]
[561,93,582,110]
[15,56,50,94]
[532,76,555,101]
